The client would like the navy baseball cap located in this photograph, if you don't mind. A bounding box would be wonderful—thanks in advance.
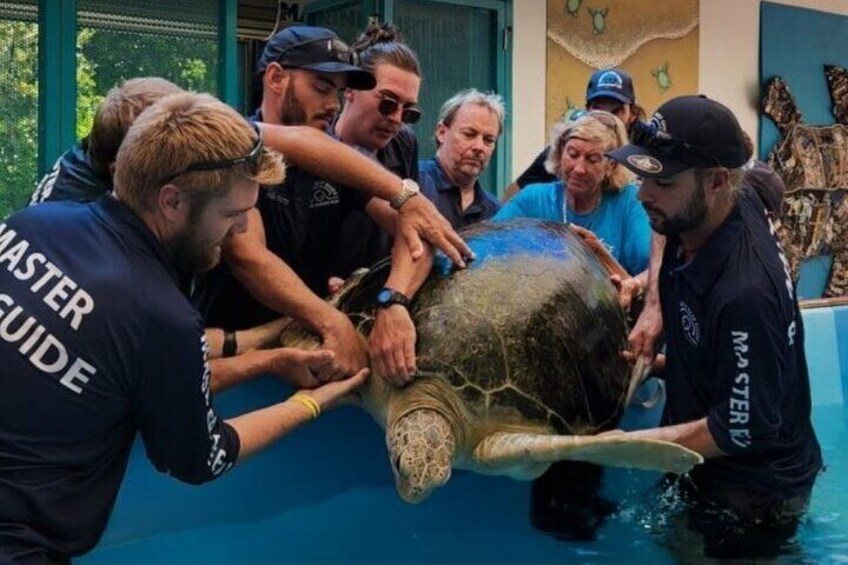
[586,68,636,105]
[607,95,748,178]
[256,26,376,90]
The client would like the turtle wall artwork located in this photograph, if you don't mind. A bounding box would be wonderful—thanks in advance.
[762,67,848,298]
[281,220,701,503]
[545,0,698,129]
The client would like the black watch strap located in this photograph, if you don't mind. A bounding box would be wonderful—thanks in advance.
[223,330,238,357]
[376,287,411,309]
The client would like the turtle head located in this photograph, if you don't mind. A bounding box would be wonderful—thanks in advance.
[387,408,456,504]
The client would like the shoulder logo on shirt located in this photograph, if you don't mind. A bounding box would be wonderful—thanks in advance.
[679,300,700,346]
[309,181,340,208]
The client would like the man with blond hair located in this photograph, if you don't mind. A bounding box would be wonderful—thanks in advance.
[0,92,367,563]
[30,76,184,205]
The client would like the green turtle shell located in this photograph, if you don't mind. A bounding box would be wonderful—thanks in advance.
[338,219,630,435]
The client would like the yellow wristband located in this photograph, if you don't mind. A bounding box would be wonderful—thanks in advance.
[290,393,321,419]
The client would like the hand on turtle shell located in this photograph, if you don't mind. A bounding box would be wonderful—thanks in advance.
[301,368,370,413]
[318,311,368,381]
[397,196,474,268]
[627,297,664,366]
[267,348,335,389]
[610,273,643,310]
[369,305,417,387]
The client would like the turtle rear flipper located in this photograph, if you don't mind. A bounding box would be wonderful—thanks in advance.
[472,432,702,476]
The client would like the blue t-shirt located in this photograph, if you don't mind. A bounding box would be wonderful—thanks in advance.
[494,180,651,275]
[0,197,239,560]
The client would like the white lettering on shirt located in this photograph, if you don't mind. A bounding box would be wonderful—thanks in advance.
[729,330,752,448]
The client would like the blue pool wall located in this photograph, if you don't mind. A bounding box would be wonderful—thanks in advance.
[78,303,848,563]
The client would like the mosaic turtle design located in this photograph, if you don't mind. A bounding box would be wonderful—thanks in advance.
[281,220,701,502]
[762,68,848,297]
[587,7,608,35]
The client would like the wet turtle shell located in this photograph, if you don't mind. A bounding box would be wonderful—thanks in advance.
[335,219,631,436]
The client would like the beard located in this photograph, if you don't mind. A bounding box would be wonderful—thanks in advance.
[645,178,708,236]
[280,85,308,126]
[170,227,222,276]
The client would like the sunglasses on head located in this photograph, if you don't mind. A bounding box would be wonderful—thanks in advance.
[162,123,264,185]
[629,121,719,166]
[376,94,422,124]
[277,37,360,67]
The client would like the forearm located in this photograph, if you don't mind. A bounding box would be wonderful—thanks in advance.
[257,123,403,201]
[385,236,433,297]
[205,318,290,359]
[227,398,316,461]
[627,417,726,459]
[228,247,342,336]
[209,349,285,394]
[646,232,665,305]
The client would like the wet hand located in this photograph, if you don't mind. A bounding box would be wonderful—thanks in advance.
[398,196,474,268]
[369,305,417,387]
[319,312,368,382]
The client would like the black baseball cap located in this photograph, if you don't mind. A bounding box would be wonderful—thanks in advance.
[586,68,636,105]
[607,95,748,178]
[256,26,376,90]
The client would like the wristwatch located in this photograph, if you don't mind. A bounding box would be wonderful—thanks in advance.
[376,287,411,309]
[389,178,420,210]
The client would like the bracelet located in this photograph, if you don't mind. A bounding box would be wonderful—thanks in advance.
[290,393,321,419]
[222,330,238,358]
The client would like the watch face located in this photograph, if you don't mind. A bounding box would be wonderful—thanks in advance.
[377,289,393,304]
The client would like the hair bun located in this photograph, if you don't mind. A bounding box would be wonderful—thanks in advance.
[354,22,405,50]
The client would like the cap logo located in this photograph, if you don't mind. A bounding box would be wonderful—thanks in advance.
[650,111,667,133]
[627,154,663,174]
[597,71,624,91]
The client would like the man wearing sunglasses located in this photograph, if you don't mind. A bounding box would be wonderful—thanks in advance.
[606,96,821,557]
[198,26,464,385]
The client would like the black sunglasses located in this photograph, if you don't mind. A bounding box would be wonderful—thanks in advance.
[377,94,422,125]
[162,124,264,185]
[629,121,718,166]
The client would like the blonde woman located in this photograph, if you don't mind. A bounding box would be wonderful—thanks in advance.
[494,111,650,277]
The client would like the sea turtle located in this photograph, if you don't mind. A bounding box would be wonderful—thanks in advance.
[587,7,608,35]
[652,62,672,92]
[762,70,848,296]
[565,0,584,17]
[281,220,701,502]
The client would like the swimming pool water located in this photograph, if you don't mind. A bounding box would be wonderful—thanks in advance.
[80,393,847,564]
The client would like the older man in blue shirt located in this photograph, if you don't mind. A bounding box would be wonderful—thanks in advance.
[419,89,504,229]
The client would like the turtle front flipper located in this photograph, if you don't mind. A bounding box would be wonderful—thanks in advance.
[387,409,456,504]
[472,432,702,477]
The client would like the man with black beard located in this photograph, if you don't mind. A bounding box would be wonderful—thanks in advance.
[197,26,461,385]
[607,95,822,559]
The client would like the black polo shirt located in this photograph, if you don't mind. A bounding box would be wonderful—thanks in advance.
[332,125,419,277]
[514,147,556,189]
[659,190,822,499]
[0,197,238,560]
[418,157,501,230]
[194,111,366,329]
[29,142,112,205]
